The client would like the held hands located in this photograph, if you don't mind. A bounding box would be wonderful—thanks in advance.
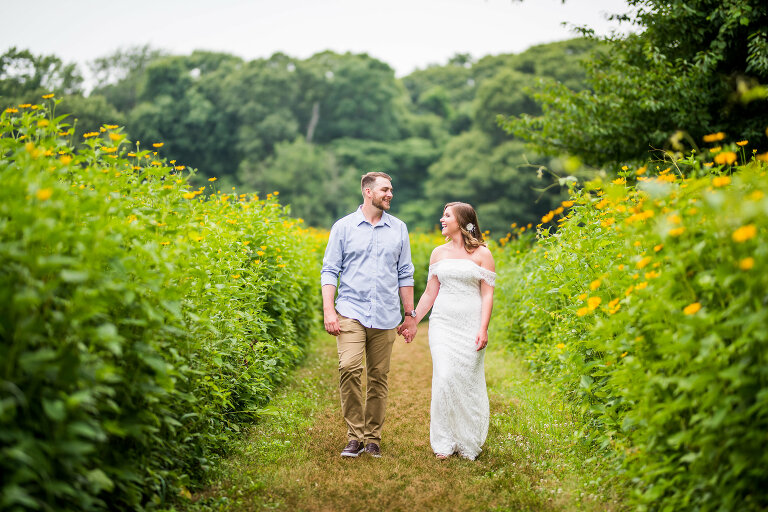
[324,310,341,336]
[475,329,488,351]
[397,316,417,343]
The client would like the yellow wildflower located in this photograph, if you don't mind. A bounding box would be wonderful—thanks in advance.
[669,227,686,237]
[83,132,99,138]
[42,93,55,99]
[152,142,164,148]
[60,155,72,165]
[736,140,748,146]
[36,188,53,200]
[561,200,574,207]
[702,132,725,143]
[749,190,764,200]
[612,177,626,185]
[636,166,647,175]
[589,280,601,291]
[683,302,701,315]
[232,274,241,279]
[732,224,757,242]
[635,281,648,290]
[4,107,18,113]
[714,152,737,165]
[109,132,123,141]
[208,177,217,182]
[556,343,566,349]
[636,256,652,269]
[587,296,602,311]
[577,307,590,317]
[183,192,196,199]
[739,257,754,270]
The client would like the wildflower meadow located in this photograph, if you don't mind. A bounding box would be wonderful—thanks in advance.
[493,145,768,510]
[0,99,324,510]
[2,97,767,511]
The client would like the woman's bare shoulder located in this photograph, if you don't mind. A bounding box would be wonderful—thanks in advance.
[475,245,495,271]
[429,244,450,265]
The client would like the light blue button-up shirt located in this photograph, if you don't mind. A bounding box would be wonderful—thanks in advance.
[321,207,415,329]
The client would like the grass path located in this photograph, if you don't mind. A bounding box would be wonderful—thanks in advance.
[190,324,625,511]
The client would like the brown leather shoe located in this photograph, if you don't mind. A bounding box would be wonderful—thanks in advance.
[364,442,381,458]
[340,440,364,458]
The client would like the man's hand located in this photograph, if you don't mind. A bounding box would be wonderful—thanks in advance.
[397,316,418,343]
[324,310,340,336]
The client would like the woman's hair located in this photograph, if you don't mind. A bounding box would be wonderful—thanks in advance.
[444,202,486,252]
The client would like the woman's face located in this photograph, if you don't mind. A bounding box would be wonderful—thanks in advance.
[440,207,459,237]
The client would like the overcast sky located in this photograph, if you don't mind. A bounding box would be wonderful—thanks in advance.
[2,0,632,78]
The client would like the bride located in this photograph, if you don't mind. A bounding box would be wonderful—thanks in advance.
[401,202,495,460]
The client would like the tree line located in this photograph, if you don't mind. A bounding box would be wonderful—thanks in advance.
[3,0,766,233]
[1,41,596,233]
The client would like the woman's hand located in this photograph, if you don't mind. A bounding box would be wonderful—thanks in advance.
[475,329,488,351]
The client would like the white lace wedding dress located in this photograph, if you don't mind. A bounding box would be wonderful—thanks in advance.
[428,258,495,459]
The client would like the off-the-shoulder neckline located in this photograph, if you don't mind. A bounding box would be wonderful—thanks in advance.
[430,258,495,273]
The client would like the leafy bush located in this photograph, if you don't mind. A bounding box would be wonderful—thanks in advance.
[0,99,323,510]
[493,147,768,510]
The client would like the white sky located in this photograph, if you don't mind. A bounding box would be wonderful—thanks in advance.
[2,0,632,79]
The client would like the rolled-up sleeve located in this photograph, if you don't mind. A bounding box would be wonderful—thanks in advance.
[321,223,343,287]
[397,223,415,287]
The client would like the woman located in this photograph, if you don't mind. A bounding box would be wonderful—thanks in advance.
[404,202,495,460]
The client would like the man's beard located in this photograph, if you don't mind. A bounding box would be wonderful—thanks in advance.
[372,195,391,211]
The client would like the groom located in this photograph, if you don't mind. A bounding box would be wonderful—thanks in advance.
[321,171,417,458]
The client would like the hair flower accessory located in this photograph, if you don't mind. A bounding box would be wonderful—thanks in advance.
[465,223,474,233]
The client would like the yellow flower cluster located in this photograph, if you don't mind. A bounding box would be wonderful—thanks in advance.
[714,152,737,165]
[732,224,756,242]
[683,302,701,315]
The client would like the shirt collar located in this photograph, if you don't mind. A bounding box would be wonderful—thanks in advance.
[354,205,392,227]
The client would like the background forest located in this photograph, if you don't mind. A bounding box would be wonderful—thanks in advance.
[0,39,597,233]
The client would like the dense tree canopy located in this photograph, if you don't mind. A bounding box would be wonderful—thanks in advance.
[2,39,597,232]
[503,0,768,166]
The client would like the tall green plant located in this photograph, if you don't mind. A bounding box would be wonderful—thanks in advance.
[0,98,323,510]
[493,144,768,509]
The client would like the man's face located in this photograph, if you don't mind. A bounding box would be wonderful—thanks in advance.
[369,178,393,211]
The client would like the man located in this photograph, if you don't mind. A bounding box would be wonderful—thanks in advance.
[321,171,418,458]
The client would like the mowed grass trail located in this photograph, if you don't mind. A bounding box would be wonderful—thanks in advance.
[190,324,625,511]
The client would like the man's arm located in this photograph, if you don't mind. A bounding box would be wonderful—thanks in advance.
[321,223,343,336]
[322,284,340,336]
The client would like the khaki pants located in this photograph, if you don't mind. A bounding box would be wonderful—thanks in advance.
[337,314,396,444]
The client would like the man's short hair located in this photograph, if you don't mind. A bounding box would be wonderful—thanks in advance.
[361,171,392,191]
